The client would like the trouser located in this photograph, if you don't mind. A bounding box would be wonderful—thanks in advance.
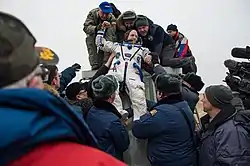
[86,37,110,70]
[86,29,115,70]
[113,77,147,120]
[108,70,147,119]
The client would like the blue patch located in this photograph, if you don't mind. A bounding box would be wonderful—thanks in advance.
[137,56,141,63]
[116,52,121,59]
[125,53,132,58]
[127,44,132,50]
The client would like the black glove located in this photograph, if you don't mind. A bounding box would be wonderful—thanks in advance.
[153,64,166,75]
[188,56,196,63]
[71,63,81,72]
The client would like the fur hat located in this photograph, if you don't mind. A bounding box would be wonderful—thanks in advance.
[0,11,39,88]
[183,72,204,91]
[155,74,181,94]
[167,24,178,31]
[92,75,118,99]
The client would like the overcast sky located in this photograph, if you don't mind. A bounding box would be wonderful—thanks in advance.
[1,0,250,86]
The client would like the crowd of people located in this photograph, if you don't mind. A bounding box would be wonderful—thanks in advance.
[0,1,250,166]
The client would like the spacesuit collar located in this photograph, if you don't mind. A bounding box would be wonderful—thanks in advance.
[124,40,136,45]
[157,93,184,106]
[93,100,122,119]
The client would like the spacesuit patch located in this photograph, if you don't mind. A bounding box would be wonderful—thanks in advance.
[125,53,132,58]
[116,52,121,59]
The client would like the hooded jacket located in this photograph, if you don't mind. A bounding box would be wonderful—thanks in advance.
[0,88,97,165]
[198,105,250,166]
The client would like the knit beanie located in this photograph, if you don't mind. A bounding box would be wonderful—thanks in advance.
[92,75,118,99]
[135,16,149,28]
[122,11,137,21]
[205,85,233,109]
[167,24,178,31]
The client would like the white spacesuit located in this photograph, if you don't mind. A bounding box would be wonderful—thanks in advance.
[96,30,150,120]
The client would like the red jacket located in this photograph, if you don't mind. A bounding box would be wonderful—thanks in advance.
[8,142,127,166]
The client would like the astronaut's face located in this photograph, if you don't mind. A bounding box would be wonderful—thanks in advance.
[127,30,138,43]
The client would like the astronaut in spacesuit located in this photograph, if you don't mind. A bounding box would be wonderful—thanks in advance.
[96,29,152,120]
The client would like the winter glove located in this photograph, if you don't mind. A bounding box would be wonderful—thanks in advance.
[71,63,81,72]
[96,30,105,48]
[153,64,167,75]
[188,56,196,63]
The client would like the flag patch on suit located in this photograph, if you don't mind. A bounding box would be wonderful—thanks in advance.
[125,53,132,58]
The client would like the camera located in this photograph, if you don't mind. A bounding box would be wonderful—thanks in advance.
[224,46,250,109]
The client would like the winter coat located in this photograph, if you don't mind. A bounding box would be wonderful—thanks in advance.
[9,142,126,166]
[140,24,174,58]
[66,97,93,118]
[181,83,199,113]
[173,32,192,58]
[83,8,116,68]
[59,66,77,93]
[0,88,97,165]
[132,94,196,166]
[44,83,60,96]
[87,64,110,99]
[86,100,130,160]
[198,105,250,166]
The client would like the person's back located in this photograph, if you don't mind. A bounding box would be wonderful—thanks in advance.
[87,104,122,156]
[86,75,130,161]
[148,100,195,165]
[132,74,196,166]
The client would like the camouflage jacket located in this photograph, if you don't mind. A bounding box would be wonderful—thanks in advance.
[83,8,116,36]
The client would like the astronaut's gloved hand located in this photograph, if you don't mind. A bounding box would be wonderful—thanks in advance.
[96,30,105,48]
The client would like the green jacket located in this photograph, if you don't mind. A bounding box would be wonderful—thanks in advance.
[83,8,116,36]
[83,8,116,67]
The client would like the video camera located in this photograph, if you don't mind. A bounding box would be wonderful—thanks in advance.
[224,46,250,108]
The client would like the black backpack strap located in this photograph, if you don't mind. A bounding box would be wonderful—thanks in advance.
[174,105,199,165]
[178,107,194,140]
